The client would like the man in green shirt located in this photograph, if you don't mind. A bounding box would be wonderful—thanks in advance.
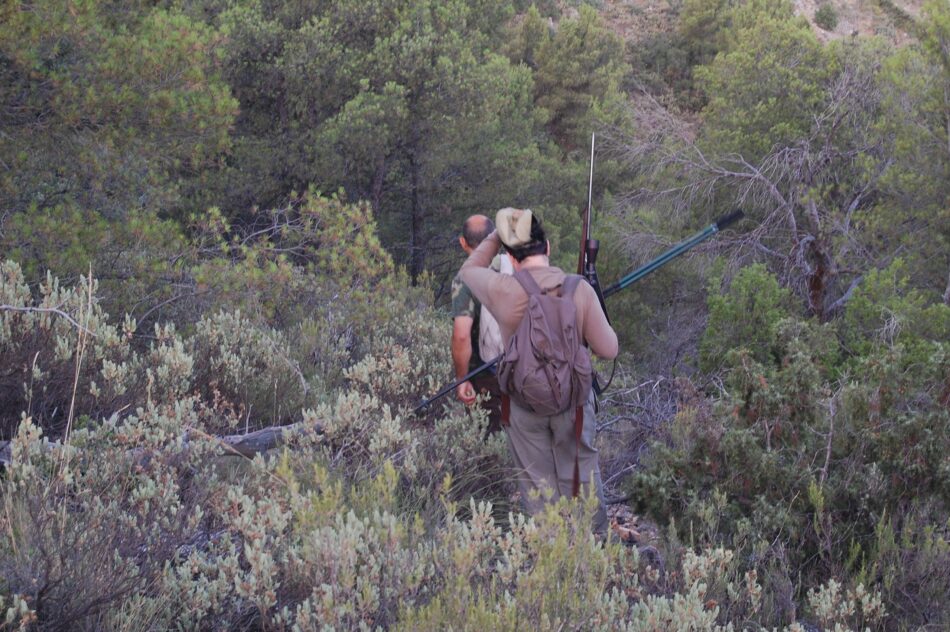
[450,214,503,433]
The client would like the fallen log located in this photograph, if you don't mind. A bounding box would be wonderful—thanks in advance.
[0,420,323,468]
[195,421,324,458]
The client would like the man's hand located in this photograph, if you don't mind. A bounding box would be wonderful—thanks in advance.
[456,380,477,405]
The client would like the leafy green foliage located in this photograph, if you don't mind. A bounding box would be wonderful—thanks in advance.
[873,0,950,298]
[842,260,950,361]
[0,193,436,438]
[200,0,551,279]
[678,0,795,67]
[814,4,839,31]
[626,28,703,111]
[2,412,220,629]
[631,262,950,627]
[3,0,950,628]
[678,0,739,66]
[2,399,769,630]
[522,5,630,149]
[0,1,237,218]
[0,204,190,321]
[700,264,795,372]
[695,8,830,159]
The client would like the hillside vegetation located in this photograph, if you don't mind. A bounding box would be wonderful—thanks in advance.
[600,0,924,42]
[1,0,949,629]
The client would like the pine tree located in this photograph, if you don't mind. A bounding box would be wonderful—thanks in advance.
[0,1,237,219]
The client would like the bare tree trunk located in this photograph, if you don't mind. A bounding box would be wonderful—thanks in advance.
[370,155,388,217]
[408,148,424,284]
[807,241,833,320]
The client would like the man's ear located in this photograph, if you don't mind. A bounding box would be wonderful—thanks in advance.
[459,235,471,254]
[545,240,551,257]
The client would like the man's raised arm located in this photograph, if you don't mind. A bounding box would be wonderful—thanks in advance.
[459,231,502,305]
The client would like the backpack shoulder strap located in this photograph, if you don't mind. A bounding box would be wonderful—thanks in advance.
[513,269,543,296]
[560,274,585,299]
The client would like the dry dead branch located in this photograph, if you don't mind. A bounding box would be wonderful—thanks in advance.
[0,419,324,468]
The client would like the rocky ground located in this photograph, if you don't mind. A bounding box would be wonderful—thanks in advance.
[596,0,925,44]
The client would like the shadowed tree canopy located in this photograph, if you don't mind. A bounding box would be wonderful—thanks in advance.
[0,1,237,219]
[195,0,547,281]
[506,4,630,151]
[875,0,950,301]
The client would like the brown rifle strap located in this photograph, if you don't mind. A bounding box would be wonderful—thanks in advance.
[572,405,583,497]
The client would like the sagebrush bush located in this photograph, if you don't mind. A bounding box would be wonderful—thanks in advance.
[191,310,310,431]
[0,270,800,630]
[0,192,438,441]
[0,260,134,439]
[0,248,515,629]
[2,407,221,630]
[5,203,947,630]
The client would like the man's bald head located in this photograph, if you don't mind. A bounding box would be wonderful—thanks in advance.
[461,214,495,250]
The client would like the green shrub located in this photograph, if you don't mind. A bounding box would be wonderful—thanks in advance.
[0,193,446,439]
[0,204,192,323]
[634,256,950,628]
[700,263,795,372]
[1,411,221,630]
[0,259,134,439]
[632,307,950,627]
[815,4,839,31]
[841,259,950,363]
[847,509,950,626]
[0,257,792,629]
[6,259,939,628]
[191,310,310,431]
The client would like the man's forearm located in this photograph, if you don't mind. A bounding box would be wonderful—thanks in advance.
[451,318,477,403]
[452,347,471,379]
[452,317,474,378]
[459,232,501,306]
[581,285,619,359]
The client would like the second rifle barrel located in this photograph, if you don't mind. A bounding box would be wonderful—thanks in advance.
[603,210,743,298]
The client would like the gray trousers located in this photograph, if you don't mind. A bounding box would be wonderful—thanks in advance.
[505,392,608,534]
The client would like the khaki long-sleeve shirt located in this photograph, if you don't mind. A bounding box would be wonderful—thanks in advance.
[459,232,618,360]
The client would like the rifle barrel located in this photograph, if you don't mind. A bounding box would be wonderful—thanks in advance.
[414,354,502,415]
[587,133,595,228]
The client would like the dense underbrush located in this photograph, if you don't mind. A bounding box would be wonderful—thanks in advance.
[1,223,948,630]
[630,263,950,630]
[0,259,761,631]
[3,0,950,628]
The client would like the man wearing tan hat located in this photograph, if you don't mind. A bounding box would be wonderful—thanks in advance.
[459,208,618,533]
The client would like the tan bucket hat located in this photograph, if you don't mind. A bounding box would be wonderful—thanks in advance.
[495,207,534,249]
